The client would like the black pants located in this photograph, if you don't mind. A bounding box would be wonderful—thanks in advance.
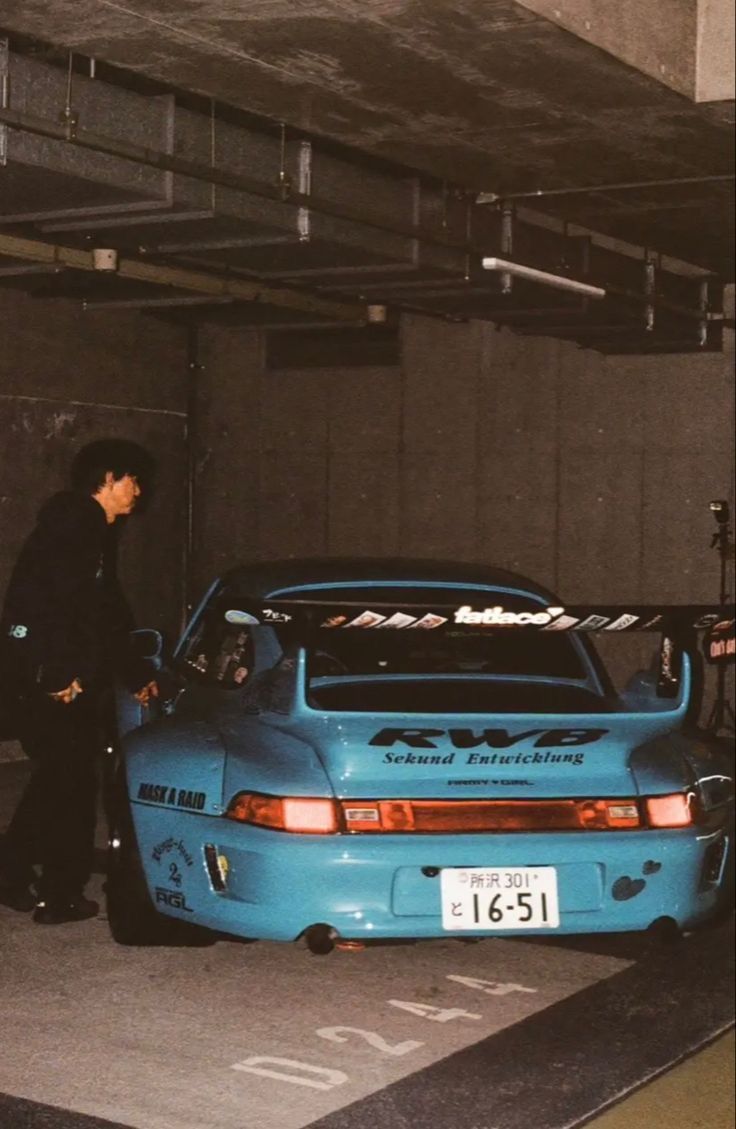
[1,691,107,903]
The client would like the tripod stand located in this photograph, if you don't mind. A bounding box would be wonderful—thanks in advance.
[705,501,735,734]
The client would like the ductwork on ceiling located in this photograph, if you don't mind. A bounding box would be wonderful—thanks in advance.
[0,39,728,355]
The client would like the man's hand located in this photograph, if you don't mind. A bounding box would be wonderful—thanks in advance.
[134,680,159,706]
[49,678,83,704]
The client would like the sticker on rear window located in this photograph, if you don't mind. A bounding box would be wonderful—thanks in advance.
[576,615,610,630]
[343,610,388,628]
[409,613,448,629]
[541,614,579,631]
[604,614,640,631]
[225,609,260,626]
[374,612,420,628]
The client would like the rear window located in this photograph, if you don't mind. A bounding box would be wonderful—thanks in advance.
[306,629,587,681]
[179,585,595,705]
[267,583,589,682]
[308,680,609,714]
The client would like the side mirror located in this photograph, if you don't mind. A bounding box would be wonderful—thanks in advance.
[116,629,171,739]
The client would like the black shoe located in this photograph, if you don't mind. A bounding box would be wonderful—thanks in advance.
[33,896,99,925]
[0,882,37,912]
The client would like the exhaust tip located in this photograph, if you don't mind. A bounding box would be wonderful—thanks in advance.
[646,916,681,945]
[335,939,365,952]
[303,924,338,955]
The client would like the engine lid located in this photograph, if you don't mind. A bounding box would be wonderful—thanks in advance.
[286,706,686,799]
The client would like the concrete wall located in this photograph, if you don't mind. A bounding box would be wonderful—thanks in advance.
[191,311,735,705]
[192,314,735,594]
[0,288,189,642]
[1,281,733,713]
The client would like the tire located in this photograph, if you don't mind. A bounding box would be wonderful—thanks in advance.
[106,773,214,947]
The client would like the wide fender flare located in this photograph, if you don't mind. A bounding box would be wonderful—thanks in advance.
[123,716,227,816]
[628,731,699,795]
[221,718,335,801]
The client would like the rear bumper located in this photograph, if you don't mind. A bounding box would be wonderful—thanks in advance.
[132,802,731,941]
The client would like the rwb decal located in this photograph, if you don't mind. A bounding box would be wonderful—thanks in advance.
[370,728,608,749]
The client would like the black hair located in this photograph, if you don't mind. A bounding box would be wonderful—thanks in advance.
[70,438,156,495]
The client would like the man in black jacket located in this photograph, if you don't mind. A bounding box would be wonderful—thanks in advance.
[0,439,158,924]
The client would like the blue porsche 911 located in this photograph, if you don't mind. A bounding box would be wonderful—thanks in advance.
[107,559,734,952]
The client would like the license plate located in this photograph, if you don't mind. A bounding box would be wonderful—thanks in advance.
[440,866,559,930]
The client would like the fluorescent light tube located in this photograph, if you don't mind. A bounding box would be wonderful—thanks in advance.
[482,257,606,299]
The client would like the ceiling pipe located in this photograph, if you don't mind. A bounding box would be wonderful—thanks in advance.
[481,257,606,299]
[477,174,735,204]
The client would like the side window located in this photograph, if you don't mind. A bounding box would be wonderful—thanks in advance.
[242,656,296,715]
[179,612,254,689]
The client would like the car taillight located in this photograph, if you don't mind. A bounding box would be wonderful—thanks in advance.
[645,792,697,828]
[226,792,339,834]
[580,800,641,829]
[341,798,642,833]
[224,792,698,834]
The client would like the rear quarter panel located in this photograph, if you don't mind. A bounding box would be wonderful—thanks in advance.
[123,716,227,817]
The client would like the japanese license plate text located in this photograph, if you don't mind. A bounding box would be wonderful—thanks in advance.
[440,866,559,930]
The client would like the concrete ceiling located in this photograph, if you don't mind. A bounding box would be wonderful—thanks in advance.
[1,0,734,269]
[0,1,733,354]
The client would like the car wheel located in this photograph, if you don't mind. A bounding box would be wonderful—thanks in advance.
[107,774,214,947]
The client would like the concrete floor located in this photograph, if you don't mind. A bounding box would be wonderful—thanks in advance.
[587,1031,735,1129]
[1,740,733,1129]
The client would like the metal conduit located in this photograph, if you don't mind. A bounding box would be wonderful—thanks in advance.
[478,174,735,204]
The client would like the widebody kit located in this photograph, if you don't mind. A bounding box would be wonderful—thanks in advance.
[108,559,734,951]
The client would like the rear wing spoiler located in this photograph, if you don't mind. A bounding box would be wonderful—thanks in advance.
[223,600,735,700]
[228,600,732,635]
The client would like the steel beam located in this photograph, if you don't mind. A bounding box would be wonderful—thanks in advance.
[83,295,234,310]
[39,210,216,233]
[605,284,725,321]
[144,235,299,254]
[0,232,368,322]
[238,263,424,280]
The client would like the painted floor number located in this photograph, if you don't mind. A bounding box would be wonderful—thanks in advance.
[232,1057,348,1092]
[230,976,537,1093]
[317,1027,424,1056]
[388,1000,481,1022]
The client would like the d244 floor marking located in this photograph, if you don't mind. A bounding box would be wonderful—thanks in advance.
[230,977,537,1091]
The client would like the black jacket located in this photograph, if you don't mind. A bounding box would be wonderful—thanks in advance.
[1,491,147,694]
